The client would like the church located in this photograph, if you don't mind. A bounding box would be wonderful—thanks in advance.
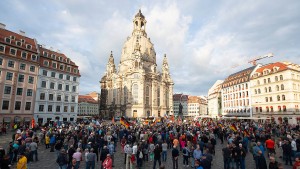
[100,10,174,118]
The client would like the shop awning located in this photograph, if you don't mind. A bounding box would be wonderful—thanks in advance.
[3,117,11,123]
[24,117,31,122]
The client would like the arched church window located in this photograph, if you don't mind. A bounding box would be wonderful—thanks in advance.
[124,86,128,104]
[132,84,138,104]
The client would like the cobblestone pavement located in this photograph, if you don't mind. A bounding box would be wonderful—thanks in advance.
[0,132,293,169]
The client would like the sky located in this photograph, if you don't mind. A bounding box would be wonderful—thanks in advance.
[1,0,300,96]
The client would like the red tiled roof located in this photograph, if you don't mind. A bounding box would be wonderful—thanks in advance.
[254,62,288,74]
[78,95,98,104]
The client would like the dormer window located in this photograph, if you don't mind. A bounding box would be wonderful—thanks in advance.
[73,69,78,73]
[5,38,11,43]
[43,51,48,57]
[273,67,279,72]
[67,66,71,72]
[10,35,15,40]
[51,54,56,59]
[26,44,32,50]
[21,39,25,43]
[16,41,22,46]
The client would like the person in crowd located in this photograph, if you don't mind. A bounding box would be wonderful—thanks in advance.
[268,155,279,169]
[86,148,96,169]
[72,148,82,169]
[153,144,162,169]
[17,153,27,169]
[56,149,68,169]
[29,140,38,162]
[102,154,113,169]
[172,145,179,169]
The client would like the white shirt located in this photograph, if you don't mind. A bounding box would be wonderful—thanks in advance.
[132,145,138,155]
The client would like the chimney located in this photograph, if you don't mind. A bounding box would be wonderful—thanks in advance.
[19,30,25,36]
[0,23,6,29]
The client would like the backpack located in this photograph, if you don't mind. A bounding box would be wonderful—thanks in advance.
[139,151,143,158]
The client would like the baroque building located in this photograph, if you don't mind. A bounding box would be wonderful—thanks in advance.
[251,62,300,124]
[100,10,174,118]
[221,65,260,117]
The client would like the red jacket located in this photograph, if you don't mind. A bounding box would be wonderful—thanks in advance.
[102,157,112,169]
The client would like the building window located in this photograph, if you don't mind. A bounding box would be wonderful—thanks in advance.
[10,48,16,56]
[30,66,35,72]
[281,84,284,90]
[71,96,75,102]
[48,105,53,112]
[43,70,48,76]
[51,72,56,78]
[157,87,160,106]
[276,85,279,91]
[39,105,44,111]
[265,97,268,102]
[280,75,283,80]
[40,93,45,100]
[43,51,48,57]
[59,74,63,79]
[267,78,271,83]
[8,60,14,68]
[16,88,23,95]
[256,107,258,112]
[283,105,287,112]
[49,94,53,101]
[257,80,260,85]
[254,89,257,94]
[41,81,46,88]
[71,106,74,112]
[269,87,272,92]
[66,75,70,80]
[72,86,76,92]
[65,85,69,91]
[132,84,138,104]
[60,64,64,70]
[0,45,5,53]
[27,89,33,96]
[269,97,273,102]
[64,106,68,112]
[26,44,32,49]
[282,95,286,101]
[5,37,11,43]
[56,106,60,112]
[58,84,62,90]
[275,76,278,81]
[277,95,280,101]
[2,100,9,110]
[21,52,27,59]
[4,86,11,94]
[25,102,31,110]
[18,74,24,82]
[31,54,37,61]
[73,77,77,82]
[28,76,34,84]
[67,67,71,72]
[50,82,55,89]
[64,96,68,102]
[52,62,57,68]
[259,107,262,112]
[20,63,26,70]
[270,106,274,112]
[263,79,266,84]
[43,60,49,66]
[258,89,261,94]
[266,106,269,112]
[264,87,267,93]
[57,95,61,101]
[15,101,21,110]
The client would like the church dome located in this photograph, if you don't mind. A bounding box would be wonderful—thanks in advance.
[119,10,157,73]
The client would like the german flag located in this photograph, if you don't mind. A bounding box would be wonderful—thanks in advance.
[120,116,130,128]
[230,124,237,132]
[243,130,250,137]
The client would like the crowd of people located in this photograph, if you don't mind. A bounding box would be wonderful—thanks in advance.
[1,117,300,169]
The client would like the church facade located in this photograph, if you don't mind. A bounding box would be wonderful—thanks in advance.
[100,10,174,118]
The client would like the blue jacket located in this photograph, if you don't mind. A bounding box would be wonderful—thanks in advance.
[50,136,56,144]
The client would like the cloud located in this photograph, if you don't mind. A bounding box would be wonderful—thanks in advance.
[1,0,299,96]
